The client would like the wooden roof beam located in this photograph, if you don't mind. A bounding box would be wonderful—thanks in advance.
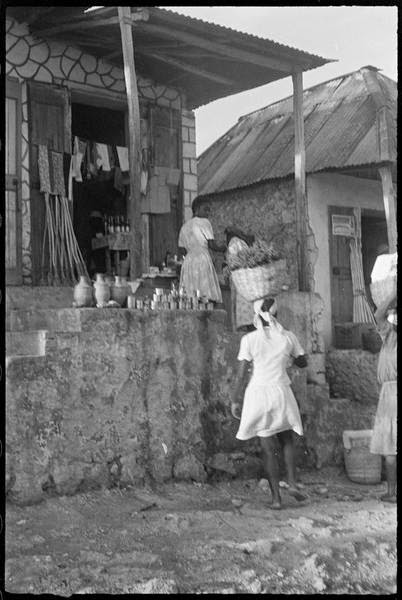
[146,52,236,86]
[34,9,148,39]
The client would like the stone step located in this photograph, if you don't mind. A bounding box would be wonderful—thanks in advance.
[6,330,47,357]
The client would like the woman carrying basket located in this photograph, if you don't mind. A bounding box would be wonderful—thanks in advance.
[231,297,308,509]
[369,280,397,503]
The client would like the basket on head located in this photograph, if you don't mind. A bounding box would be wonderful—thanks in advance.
[370,253,397,307]
[230,259,289,302]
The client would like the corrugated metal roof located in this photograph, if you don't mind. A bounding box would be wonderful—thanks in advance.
[198,67,397,197]
[6,6,331,110]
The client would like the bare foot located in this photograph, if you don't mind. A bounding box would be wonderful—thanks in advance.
[269,501,282,510]
[380,494,396,503]
[287,487,308,502]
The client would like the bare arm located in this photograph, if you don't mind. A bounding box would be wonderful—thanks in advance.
[231,360,250,419]
[208,239,226,253]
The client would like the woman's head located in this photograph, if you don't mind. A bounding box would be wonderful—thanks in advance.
[192,198,210,218]
[224,226,255,246]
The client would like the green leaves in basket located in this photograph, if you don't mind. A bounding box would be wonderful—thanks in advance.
[228,239,281,271]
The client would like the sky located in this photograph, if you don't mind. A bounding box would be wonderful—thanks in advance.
[167,6,398,157]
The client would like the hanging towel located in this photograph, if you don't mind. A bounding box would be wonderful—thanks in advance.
[95,142,111,171]
[63,152,71,197]
[38,144,52,194]
[114,166,125,194]
[50,150,66,196]
[140,169,148,195]
[116,146,129,171]
[71,136,85,182]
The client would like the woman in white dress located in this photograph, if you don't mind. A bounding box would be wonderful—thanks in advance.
[224,227,255,331]
[178,200,225,302]
[231,297,308,509]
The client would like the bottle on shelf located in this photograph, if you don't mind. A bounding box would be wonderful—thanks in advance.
[108,216,114,233]
[115,215,120,233]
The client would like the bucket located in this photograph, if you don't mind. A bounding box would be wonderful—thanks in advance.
[343,430,382,484]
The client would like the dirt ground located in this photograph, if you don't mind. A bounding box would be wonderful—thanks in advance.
[5,466,396,595]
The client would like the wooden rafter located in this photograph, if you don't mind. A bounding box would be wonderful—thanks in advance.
[146,52,236,86]
[35,10,298,74]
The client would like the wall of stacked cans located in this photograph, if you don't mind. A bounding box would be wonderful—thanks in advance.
[6,17,198,284]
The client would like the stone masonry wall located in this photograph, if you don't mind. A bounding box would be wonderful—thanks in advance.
[6,291,332,505]
[181,110,198,222]
[6,17,186,284]
[197,180,299,288]
[326,349,380,406]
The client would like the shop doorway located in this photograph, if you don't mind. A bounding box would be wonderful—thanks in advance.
[71,102,128,278]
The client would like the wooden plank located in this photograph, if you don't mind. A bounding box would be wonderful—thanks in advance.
[118,6,142,278]
[379,165,397,253]
[292,71,308,291]
[147,51,236,85]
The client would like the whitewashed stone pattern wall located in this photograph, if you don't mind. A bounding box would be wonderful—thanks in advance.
[181,109,198,222]
[6,18,187,283]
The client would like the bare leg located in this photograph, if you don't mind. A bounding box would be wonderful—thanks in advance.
[381,455,396,502]
[278,430,307,501]
[260,436,282,508]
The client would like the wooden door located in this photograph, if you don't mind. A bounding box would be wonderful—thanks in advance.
[27,81,71,284]
[5,77,22,284]
[328,206,354,328]
[149,106,182,266]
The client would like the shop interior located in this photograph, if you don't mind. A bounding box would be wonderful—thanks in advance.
[71,102,129,278]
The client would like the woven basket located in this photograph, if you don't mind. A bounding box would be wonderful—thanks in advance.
[230,259,289,302]
[343,430,381,484]
[370,276,396,307]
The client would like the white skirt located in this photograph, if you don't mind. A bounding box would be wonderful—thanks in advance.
[236,379,303,440]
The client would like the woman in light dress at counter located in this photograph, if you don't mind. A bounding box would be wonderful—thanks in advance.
[178,200,225,303]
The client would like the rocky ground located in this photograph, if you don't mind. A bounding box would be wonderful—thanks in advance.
[5,466,396,595]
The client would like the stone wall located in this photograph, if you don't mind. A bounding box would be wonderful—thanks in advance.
[197,180,299,288]
[326,349,380,405]
[6,17,187,284]
[181,110,198,222]
[6,290,333,504]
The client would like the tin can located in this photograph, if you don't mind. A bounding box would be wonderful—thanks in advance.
[127,295,135,309]
[150,300,156,310]
[178,299,185,310]
[169,301,176,310]
[136,299,143,310]
[207,302,214,310]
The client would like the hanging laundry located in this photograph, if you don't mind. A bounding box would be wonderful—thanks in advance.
[71,136,85,182]
[114,166,125,194]
[95,142,111,171]
[38,144,52,194]
[50,150,66,197]
[116,146,129,172]
[63,152,71,198]
[140,169,148,195]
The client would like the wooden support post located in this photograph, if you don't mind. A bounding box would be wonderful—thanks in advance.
[379,165,397,253]
[118,6,142,278]
[292,71,309,291]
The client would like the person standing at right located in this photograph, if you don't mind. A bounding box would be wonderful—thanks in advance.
[370,281,397,503]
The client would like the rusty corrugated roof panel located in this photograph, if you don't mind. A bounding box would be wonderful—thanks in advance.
[198,66,397,197]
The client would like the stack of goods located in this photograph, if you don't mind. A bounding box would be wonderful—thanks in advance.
[370,253,397,307]
[228,239,289,301]
[128,284,214,311]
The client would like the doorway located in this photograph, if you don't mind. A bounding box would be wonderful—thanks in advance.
[71,102,128,278]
